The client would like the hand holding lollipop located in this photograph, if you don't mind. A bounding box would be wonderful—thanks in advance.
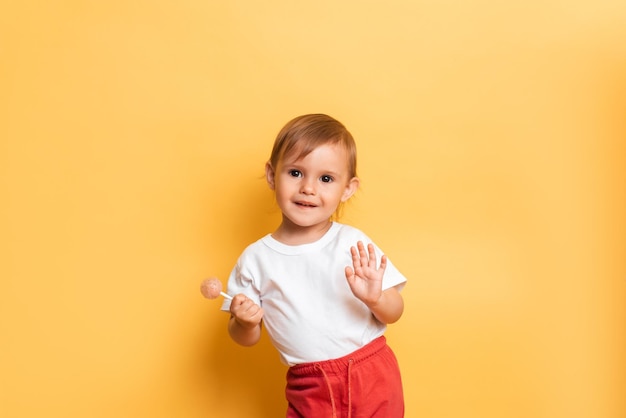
[200,277,263,332]
[200,277,232,300]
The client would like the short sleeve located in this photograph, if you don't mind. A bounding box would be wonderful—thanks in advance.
[220,260,262,312]
[364,238,407,292]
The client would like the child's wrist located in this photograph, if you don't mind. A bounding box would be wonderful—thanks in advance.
[364,294,384,310]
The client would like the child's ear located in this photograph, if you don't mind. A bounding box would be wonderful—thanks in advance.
[265,162,276,190]
[341,177,360,202]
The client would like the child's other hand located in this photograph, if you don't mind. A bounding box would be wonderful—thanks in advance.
[230,294,264,329]
[345,241,387,306]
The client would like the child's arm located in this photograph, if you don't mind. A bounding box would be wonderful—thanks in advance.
[345,241,405,324]
[228,294,264,346]
[365,286,404,324]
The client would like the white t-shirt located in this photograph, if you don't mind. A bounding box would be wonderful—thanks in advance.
[221,222,407,366]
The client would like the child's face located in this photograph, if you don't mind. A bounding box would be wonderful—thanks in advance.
[267,142,358,232]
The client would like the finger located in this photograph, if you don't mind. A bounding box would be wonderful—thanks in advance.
[240,303,261,324]
[230,294,246,311]
[245,303,260,319]
[253,307,264,322]
[379,254,388,273]
[345,266,355,281]
[234,293,249,303]
[350,246,361,268]
[232,295,256,317]
[249,305,264,321]
[357,241,369,265]
[244,300,261,316]
[367,243,377,267]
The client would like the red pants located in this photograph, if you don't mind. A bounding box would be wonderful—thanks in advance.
[285,336,404,418]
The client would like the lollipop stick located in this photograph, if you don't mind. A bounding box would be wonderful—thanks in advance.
[220,291,233,300]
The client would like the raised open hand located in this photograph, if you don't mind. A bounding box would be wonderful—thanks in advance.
[345,241,387,306]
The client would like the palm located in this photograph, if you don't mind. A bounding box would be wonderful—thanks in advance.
[345,241,387,305]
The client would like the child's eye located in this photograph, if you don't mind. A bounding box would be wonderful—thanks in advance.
[320,175,333,183]
[289,170,302,178]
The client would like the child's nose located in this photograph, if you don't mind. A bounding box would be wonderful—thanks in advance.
[300,178,316,195]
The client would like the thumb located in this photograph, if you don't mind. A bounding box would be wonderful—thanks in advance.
[345,266,355,284]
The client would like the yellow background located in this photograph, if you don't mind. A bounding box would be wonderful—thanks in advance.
[1,1,624,417]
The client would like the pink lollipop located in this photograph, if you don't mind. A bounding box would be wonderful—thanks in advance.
[200,277,232,300]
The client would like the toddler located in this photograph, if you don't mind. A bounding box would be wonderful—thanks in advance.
[221,114,407,417]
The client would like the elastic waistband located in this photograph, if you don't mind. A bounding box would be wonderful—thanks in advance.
[288,336,387,376]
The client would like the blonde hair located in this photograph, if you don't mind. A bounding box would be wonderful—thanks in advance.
[268,114,358,179]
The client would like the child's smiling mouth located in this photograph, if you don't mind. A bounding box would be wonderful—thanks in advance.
[295,201,317,208]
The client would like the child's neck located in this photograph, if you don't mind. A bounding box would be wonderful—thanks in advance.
[271,219,333,245]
